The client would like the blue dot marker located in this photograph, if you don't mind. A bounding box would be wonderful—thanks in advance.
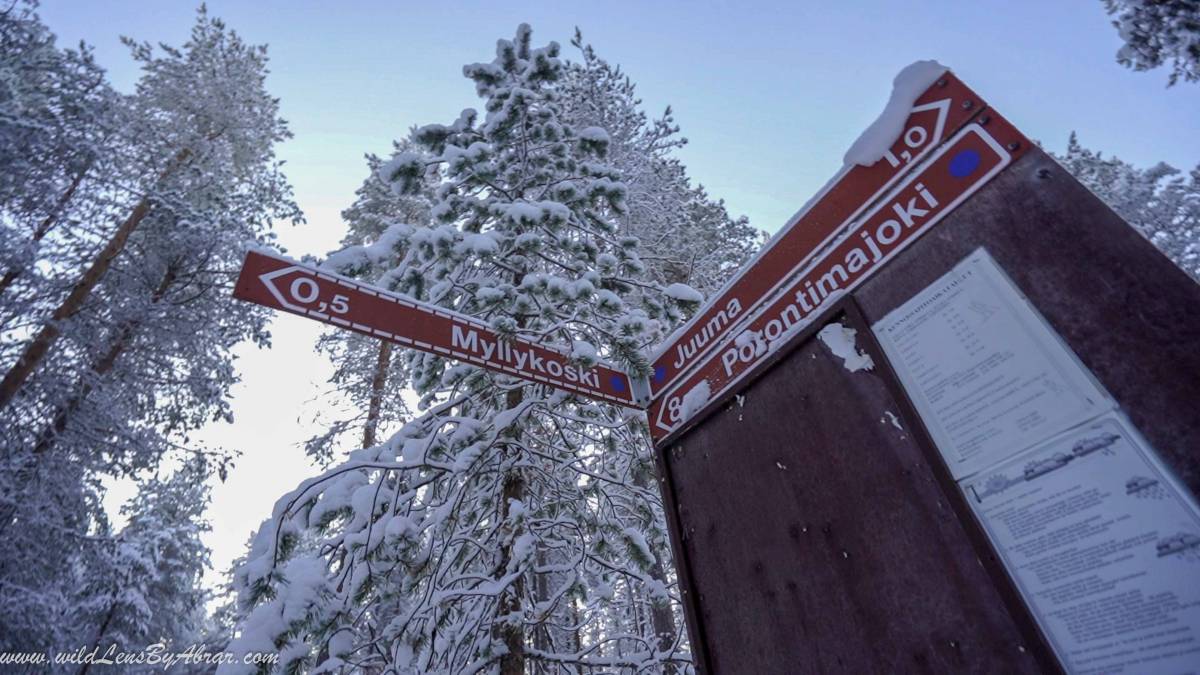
[611,376,626,392]
[653,365,666,382]
[949,149,981,178]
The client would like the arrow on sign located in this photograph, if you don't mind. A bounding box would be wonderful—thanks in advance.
[233,251,648,408]
[648,73,983,398]
[648,119,1028,443]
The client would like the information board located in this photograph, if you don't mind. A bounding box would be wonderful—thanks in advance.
[963,412,1200,673]
[872,248,1111,479]
[874,248,1200,673]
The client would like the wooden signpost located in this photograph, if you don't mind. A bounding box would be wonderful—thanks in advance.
[646,74,984,399]
[234,250,647,407]
[648,117,1025,441]
[233,71,1200,674]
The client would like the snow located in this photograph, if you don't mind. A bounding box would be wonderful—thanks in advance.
[622,527,657,566]
[663,282,703,303]
[462,232,499,256]
[507,498,528,522]
[595,288,623,310]
[679,380,712,421]
[378,151,424,183]
[817,322,875,372]
[578,126,610,143]
[475,286,506,303]
[327,629,353,659]
[734,328,768,359]
[509,533,536,571]
[842,60,948,167]
[571,340,598,363]
[385,514,416,540]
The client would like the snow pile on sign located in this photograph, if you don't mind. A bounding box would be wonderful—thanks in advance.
[817,322,875,372]
[843,60,947,167]
[679,380,712,421]
[735,328,768,358]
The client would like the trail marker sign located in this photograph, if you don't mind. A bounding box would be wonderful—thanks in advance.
[233,251,647,408]
[647,74,983,399]
[230,73,991,424]
[648,118,1026,441]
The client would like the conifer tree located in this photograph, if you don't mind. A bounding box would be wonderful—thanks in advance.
[226,25,696,674]
[1103,0,1200,86]
[69,459,212,671]
[0,6,298,656]
[305,148,431,464]
[1055,133,1199,280]
[0,5,299,410]
[560,30,762,297]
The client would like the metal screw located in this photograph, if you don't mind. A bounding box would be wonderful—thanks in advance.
[979,114,991,125]
[937,78,948,88]
[962,100,974,110]
[1007,141,1021,151]
[1036,167,1052,180]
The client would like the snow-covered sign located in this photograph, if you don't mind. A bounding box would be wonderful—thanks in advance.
[647,71,982,399]
[648,118,1028,442]
[233,251,647,408]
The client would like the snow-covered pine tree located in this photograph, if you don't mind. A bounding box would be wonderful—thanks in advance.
[0,0,116,337]
[0,5,121,655]
[227,25,697,675]
[0,6,299,656]
[305,148,431,464]
[68,458,213,672]
[1055,132,1199,280]
[1103,0,1200,86]
[560,30,763,297]
[0,5,300,411]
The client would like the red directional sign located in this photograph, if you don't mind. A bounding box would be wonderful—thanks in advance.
[233,251,644,408]
[648,116,1030,443]
[648,73,983,398]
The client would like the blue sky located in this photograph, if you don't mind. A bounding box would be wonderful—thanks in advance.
[37,0,1200,589]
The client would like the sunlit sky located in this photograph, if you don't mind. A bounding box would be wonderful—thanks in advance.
[37,0,1200,591]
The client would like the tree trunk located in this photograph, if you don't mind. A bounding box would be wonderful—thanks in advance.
[0,147,190,410]
[30,265,178,456]
[77,600,117,675]
[532,548,552,674]
[0,161,92,298]
[569,596,582,664]
[633,468,680,673]
[647,555,680,673]
[497,386,526,675]
[361,342,393,448]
